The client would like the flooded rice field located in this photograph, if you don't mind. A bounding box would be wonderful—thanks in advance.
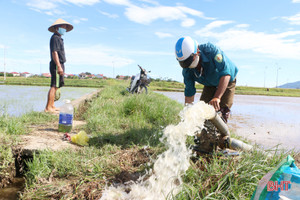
[0,85,97,116]
[157,91,300,152]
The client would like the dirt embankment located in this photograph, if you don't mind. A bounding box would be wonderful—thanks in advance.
[0,90,100,191]
[15,89,101,155]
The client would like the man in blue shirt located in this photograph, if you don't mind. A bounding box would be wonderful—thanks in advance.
[175,36,238,122]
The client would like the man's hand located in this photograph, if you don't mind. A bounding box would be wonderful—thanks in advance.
[209,97,220,111]
[57,66,64,76]
[185,95,194,104]
[210,75,230,111]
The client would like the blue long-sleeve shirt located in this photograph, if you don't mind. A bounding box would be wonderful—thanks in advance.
[183,42,238,97]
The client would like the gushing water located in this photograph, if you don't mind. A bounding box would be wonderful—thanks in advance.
[100,101,215,200]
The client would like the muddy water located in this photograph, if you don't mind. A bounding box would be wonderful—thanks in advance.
[0,85,97,116]
[157,91,300,151]
[0,178,24,200]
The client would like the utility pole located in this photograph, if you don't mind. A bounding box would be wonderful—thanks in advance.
[112,61,115,79]
[264,66,267,88]
[276,63,281,88]
[39,60,41,75]
[3,46,6,81]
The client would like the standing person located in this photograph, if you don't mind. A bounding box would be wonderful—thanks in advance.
[175,36,238,122]
[45,19,73,113]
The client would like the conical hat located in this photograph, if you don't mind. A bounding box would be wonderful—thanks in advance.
[48,18,73,33]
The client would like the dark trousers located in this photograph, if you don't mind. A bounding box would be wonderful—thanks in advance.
[200,79,236,122]
[50,61,65,88]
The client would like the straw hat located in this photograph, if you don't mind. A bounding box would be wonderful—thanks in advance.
[48,18,73,33]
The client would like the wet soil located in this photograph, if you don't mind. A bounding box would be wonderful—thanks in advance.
[0,178,25,200]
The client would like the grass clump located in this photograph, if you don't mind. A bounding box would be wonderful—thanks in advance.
[0,115,27,135]
[0,133,17,180]
[0,112,57,135]
[175,149,293,200]
[84,86,183,148]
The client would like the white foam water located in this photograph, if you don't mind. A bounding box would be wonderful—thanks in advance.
[100,101,215,200]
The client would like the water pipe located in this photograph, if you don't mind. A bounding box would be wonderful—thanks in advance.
[208,111,254,151]
[208,112,230,137]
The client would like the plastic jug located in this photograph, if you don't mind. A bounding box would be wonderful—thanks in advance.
[58,99,73,133]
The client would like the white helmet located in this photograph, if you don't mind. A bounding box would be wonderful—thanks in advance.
[175,36,198,68]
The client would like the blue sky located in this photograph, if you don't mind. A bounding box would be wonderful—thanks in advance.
[1,0,300,87]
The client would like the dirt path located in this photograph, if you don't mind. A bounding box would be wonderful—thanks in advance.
[17,120,85,155]
[15,89,101,156]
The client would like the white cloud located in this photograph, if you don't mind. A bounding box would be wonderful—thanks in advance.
[26,0,58,10]
[65,0,100,6]
[138,0,159,6]
[124,5,211,27]
[181,18,195,27]
[282,13,300,25]
[103,0,131,6]
[195,23,300,60]
[235,24,250,28]
[90,26,107,31]
[66,44,172,67]
[155,32,173,38]
[292,0,300,3]
[67,45,134,67]
[102,0,213,27]
[72,18,88,24]
[98,10,119,19]
[26,0,212,28]
[176,6,213,20]
[26,0,100,11]
[197,20,233,32]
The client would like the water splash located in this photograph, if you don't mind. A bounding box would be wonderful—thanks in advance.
[100,101,215,200]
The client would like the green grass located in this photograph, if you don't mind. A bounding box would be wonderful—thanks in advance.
[19,86,184,199]
[1,76,300,97]
[84,86,182,148]
[1,85,298,199]
[0,133,17,180]
[0,111,57,188]
[0,76,125,88]
[175,149,291,200]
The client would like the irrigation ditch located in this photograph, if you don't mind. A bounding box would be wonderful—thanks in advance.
[0,89,101,199]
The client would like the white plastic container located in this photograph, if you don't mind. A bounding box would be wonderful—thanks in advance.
[58,99,73,133]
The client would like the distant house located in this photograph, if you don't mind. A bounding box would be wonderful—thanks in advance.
[88,74,96,79]
[20,72,32,78]
[117,75,126,80]
[96,74,104,79]
[64,74,75,78]
[10,72,20,77]
[42,73,51,78]
[117,75,130,80]
[79,73,87,78]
